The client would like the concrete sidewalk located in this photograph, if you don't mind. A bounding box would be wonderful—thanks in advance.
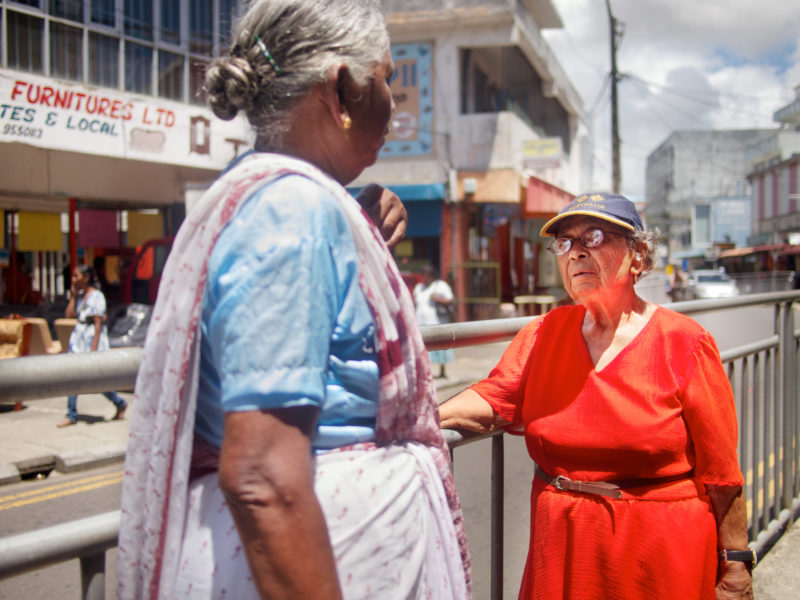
[0,340,796,595]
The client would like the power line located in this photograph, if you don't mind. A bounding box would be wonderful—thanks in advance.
[625,74,784,122]
[626,73,790,104]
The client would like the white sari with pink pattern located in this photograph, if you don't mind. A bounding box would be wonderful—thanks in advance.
[117,152,470,600]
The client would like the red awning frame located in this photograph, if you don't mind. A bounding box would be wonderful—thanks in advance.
[523,176,573,219]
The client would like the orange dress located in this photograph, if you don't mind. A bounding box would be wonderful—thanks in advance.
[472,305,744,600]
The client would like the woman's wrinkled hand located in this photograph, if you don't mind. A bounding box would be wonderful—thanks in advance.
[356,184,408,248]
[716,562,753,600]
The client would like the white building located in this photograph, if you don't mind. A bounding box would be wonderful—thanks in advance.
[644,129,774,267]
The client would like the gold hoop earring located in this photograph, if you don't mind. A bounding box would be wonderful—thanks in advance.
[343,115,352,141]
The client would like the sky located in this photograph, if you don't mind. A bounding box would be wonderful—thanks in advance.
[542,0,800,200]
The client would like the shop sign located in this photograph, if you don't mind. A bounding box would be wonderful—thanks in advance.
[0,69,252,169]
[381,43,433,158]
[521,137,563,170]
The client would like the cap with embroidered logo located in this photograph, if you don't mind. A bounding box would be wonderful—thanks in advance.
[540,192,644,237]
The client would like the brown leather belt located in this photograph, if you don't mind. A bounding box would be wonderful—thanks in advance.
[534,465,693,500]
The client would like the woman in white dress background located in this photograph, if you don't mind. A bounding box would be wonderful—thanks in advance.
[413,265,455,378]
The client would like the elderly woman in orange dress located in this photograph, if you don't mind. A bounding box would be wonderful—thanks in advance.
[441,192,753,600]
[117,1,469,598]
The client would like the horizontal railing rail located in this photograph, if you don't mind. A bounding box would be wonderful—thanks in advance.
[1,289,799,600]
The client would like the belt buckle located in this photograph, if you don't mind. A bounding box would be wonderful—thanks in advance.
[554,475,571,491]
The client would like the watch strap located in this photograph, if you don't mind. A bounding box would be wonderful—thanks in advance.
[718,549,757,567]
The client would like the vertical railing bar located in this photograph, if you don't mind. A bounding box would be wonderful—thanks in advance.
[738,357,754,540]
[772,344,781,522]
[788,303,798,499]
[773,305,783,518]
[490,434,504,600]
[781,303,795,509]
[80,553,105,600]
[763,348,773,526]
[753,352,765,533]
[795,328,800,498]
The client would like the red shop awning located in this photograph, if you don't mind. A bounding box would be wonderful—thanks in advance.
[523,176,573,219]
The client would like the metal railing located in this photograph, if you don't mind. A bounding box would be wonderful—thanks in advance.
[1,290,799,600]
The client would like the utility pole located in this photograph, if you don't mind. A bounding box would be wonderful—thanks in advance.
[605,0,622,193]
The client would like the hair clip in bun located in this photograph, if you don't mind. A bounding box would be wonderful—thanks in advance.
[254,35,283,74]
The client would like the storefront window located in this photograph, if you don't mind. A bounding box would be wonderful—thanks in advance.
[50,21,83,82]
[124,0,153,41]
[189,58,209,105]
[219,0,236,48]
[160,2,180,45]
[89,32,119,88]
[91,0,115,27]
[190,0,213,54]
[49,0,83,23]
[125,42,152,94]
[4,1,244,102]
[158,50,183,101]
[7,11,44,73]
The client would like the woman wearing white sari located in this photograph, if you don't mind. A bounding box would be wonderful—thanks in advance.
[116,1,469,599]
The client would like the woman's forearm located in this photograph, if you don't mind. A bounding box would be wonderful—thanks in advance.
[439,388,506,433]
[707,484,749,549]
[65,297,76,318]
[91,316,102,351]
[219,408,343,600]
[707,484,753,598]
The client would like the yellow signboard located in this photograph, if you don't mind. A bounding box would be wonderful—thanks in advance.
[17,211,62,251]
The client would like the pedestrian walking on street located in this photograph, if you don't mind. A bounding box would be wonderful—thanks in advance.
[441,192,753,599]
[57,264,126,427]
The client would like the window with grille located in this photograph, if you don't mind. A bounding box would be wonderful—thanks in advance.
[50,21,82,82]
[3,1,242,104]
[89,32,119,88]
[125,42,152,94]
[158,50,183,101]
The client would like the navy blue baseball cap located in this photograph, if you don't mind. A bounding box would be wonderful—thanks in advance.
[540,192,644,236]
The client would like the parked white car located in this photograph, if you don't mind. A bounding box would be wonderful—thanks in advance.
[687,269,739,299]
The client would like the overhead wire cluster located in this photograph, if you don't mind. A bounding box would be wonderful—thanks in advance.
[551,7,792,193]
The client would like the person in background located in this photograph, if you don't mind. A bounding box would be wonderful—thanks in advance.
[440,192,753,599]
[1,252,37,305]
[57,264,127,427]
[117,1,469,598]
[413,265,455,378]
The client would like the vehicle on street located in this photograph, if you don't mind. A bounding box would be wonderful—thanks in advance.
[108,303,152,348]
[687,269,739,299]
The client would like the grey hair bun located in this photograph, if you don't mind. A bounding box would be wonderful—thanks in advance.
[204,0,388,149]
[205,55,260,121]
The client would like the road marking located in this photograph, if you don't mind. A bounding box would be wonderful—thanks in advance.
[0,471,123,511]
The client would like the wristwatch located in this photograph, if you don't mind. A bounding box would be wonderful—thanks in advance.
[718,549,757,568]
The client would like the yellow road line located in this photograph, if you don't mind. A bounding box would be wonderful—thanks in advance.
[0,470,123,502]
[0,472,123,511]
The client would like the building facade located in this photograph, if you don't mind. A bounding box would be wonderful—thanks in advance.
[715,85,800,278]
[359,0,590,318]
[644,129,774,269]
[746,85,800,244]
[0,0,249,305]
[1,0,589,319]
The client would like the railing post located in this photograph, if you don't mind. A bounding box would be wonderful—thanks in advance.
[780,302,797,507]
[80,553,106,600]
[490,434,504,600]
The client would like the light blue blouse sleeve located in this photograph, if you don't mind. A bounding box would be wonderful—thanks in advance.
[200,176,343,413]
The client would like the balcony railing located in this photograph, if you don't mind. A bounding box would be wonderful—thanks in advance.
[1,291,799,600]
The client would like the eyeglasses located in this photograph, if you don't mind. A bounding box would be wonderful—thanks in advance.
[548,228,628,256]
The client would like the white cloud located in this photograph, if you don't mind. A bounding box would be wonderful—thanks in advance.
[544,0,800,197]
